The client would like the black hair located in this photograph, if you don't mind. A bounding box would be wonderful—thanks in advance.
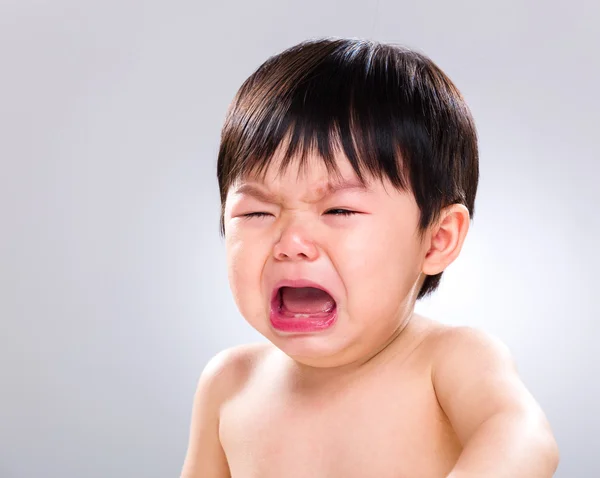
[216,37,479,299]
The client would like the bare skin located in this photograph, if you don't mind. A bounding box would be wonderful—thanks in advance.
[219,315,460,478]
[181,314,558,478]
[181,148,559,477]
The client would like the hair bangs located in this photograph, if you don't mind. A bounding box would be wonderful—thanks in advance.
[218,40,418,206]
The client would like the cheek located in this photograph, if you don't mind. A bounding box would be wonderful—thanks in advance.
[225,231,270,313]
[336,222,422,308]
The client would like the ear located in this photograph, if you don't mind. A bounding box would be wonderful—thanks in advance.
[422,204,471,276]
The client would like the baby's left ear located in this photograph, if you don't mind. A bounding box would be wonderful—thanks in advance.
[422,204,471,275]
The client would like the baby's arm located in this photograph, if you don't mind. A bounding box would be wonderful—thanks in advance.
[180,349,236,478]
[432,327,559,478]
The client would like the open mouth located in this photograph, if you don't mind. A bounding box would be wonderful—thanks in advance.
[270,284,338,333]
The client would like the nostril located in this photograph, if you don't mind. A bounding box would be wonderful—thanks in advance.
[273,235,318,261]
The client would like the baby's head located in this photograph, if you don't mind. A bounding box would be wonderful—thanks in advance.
[217,38,478,366]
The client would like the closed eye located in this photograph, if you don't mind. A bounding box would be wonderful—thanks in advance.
[241,212,273,219]
[325,209,358,216]
[241,209,358,219]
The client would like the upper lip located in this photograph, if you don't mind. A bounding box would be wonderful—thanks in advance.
[270,279,337,308]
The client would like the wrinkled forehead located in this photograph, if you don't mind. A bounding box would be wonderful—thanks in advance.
[224,123,410,202]
[247,153,350,184]
[241,139,380,187]
[228,157,400,209]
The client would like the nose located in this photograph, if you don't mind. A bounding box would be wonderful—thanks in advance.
[273,222,319,262]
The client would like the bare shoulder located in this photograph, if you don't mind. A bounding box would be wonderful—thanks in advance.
[416,319,525,406]
[180,342,274,478]
[425,323,514,367]
[198,342,274,401]
[418,320,559,472]
[405,316,511,369]
[423,322,544,431]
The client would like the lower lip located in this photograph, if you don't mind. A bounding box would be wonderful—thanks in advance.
[270,299,337,334]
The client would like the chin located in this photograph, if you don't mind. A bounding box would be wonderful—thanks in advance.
[252,318,362,367]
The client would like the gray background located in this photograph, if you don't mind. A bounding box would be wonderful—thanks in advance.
[0,0,597,477]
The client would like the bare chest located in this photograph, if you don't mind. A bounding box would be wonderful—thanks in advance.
[219,369,461,478]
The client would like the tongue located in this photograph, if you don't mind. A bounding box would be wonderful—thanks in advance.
[280,287,335,314]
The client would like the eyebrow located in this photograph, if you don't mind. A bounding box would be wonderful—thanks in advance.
[234,179,369,203]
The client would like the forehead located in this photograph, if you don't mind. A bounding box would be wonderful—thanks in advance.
[247,148,365,185]
[231,164,369,207]
[224,148,420,221]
